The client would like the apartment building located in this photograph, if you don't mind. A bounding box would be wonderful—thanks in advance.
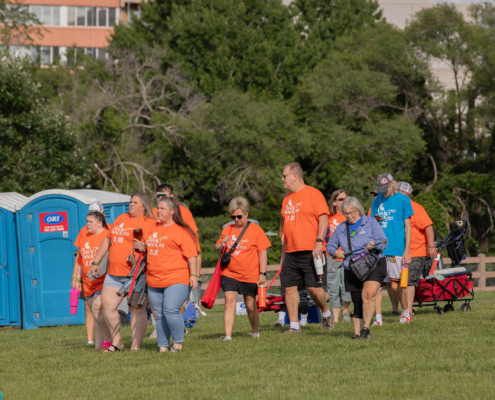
[12,0,142,64]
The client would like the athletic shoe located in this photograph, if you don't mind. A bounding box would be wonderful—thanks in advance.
[87,341,94,345]
[342,312,351,323]
[149,328,157,339]
[273,319,285,328]
[249,332,260,338]
[285,327,302,334]
[322,312,335,330]
[352,334,361,340]
[399,315,412,323]
[359,327,370,339]
[391,311,400,316]
[371,321,382,326]
[220,336,232,341]
[300,320,308,327]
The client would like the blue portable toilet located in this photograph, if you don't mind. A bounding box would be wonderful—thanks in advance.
[0,193,28,327]
[16,190,131,330]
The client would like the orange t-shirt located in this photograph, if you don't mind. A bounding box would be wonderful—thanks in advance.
[410,200,433,258]
[145,222,198,288]
[328,213,347,261]
[107,214,156,276]
[75,229,108,296]
[367,208,371,217]
[153,205,201,251]
[281,186,330,253]
[216,223,272,283]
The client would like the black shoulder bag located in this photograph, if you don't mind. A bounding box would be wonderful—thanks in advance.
[346,222,380,282]
[220,221,251,268]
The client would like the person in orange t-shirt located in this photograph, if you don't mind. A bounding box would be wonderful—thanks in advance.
[142,196,198,353]
[326,189,352,323]
[280,163,332,334]
[74,211,113,350]
[90,192,156,352]
[215,196,271,340]
[71,201,112,346]
[397,182,436,316]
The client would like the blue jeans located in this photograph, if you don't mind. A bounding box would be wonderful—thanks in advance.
[326,259,351,309]
[148,284,191,348]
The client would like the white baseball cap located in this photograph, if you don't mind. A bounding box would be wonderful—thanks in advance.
[88,201,104,214]
[397,181,412,194]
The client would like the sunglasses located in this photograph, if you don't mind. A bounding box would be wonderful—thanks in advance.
[282,173,295,180]
[231,215,244,220]
[336,198,346,202]
[155,193,171,198]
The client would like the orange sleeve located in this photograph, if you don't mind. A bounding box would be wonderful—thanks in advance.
[367,208,371,217]
[74,228,84,247]
[216,226,231,245]
[256,227,272,252]
[415,206,433,230]
[180,205,198,232]
[315,190,330,216]
[181,228,198,258]
[76,253,82,265]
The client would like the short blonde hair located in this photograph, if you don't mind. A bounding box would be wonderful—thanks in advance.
[283,162,304,180]
[387,181,398,197]
[341,197,365,218]
[228,196,249,215]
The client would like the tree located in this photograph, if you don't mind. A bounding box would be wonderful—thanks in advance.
[0,0,42,51]
[0,60,90,194]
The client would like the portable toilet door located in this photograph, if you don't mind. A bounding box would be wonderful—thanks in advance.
[16,189,130,330]
[0,193,27,327]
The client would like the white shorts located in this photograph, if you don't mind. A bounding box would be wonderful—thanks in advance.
[384,256,403,283]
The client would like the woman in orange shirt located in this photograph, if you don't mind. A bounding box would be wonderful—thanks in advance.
[215,197,271,340]
[90,192,156,352]
[140,196,198,353]
[74,211,112,350]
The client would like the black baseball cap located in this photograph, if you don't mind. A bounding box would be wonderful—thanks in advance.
[374,173,394,193]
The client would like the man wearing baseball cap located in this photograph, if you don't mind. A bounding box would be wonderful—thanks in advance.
[370,173,414,324]
[397,182,437,317]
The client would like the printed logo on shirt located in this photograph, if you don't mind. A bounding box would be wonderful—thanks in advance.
[283,199,302,222]
[111,223,133,238]
[145,232,169,256]
[79,243,99,266]
[329,218,340,234]
[377,203,396,228]
[226,235,250,256]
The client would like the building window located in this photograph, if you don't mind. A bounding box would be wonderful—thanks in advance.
[87,7,96,26]
[109,8,116,26]
[98,8,107,27]
[53,6,60,25]
[77,6,85,26]
[68,6,75,26]
[65,7,116,27]
[29,5,60,26]
[30,5,42,21]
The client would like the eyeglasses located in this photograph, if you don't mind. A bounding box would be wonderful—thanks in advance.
[344,211,358,216]
[335,198,346,202]
[282,173,295,180]
[155,193,171,199]
[231,215,244,220]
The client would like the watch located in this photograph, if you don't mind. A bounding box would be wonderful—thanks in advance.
[260,272,267,276]
[316,238,323,243]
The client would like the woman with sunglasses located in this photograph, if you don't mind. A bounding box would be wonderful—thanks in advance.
[215,197,271,340]
[326,190,352,323]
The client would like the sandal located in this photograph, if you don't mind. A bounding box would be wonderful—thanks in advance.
[104,344,124,353]
[170,346,182,352]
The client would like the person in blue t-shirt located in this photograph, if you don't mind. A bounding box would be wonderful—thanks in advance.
[370,173,414,324]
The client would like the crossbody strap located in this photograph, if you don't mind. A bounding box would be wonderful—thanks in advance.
[346,221,352,253]
[227,221,251,255]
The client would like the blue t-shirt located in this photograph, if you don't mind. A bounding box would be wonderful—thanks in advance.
[349,218,362,237]
[370,192,413,256]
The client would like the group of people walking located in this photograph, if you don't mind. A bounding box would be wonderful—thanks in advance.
[71,162,437,351]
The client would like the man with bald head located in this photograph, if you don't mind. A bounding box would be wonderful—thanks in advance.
[280,163,333,333]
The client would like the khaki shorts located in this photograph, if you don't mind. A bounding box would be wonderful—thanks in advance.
[384,256,403,283]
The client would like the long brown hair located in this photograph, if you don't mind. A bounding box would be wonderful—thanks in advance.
[158,197,197,247]
[329,189,346,214]
[87,211,109,230]
[131,192,156,220]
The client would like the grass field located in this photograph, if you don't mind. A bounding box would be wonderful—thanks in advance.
[1,291,495,400]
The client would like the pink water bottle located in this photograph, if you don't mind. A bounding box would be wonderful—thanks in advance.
[70,288,80,315]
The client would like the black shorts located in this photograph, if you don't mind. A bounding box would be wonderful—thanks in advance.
[281,251,327,288]
[221,275,257,296]
[344,257,387,293]
[408,256,432,287]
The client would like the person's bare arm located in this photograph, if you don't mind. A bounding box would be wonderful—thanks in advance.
[89,237,111,277]
[425,225,436,259]
[215,235,229,254]
[403,218,411,264]
[188,257,198,290]
[74,264,82,291]
[258,249,267,286]
[313,214,329,259]
[71,256,79,288]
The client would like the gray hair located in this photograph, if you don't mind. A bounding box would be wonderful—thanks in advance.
[283,162,304,180]
[341,197,365,218]
[228,196,249,215]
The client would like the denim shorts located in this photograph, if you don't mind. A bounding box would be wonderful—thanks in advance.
[84,290,102,301]
[103,273,128,288]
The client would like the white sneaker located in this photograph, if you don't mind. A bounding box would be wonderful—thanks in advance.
[273,319,285,328]
[87,341,94,345]
[300,320,308,327]
[220,336,232,341]
[371,321,382,326]
[149,328,157,339]
[249,332,260,338]
[399,315,412,324]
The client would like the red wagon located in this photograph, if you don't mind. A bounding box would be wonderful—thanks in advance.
[414,271,474,314]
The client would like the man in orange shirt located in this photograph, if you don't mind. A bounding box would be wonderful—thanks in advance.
[280,163,333,333]
[397,182,437,316]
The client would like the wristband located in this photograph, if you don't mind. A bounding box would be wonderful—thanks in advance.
[191,274,200,278]
[92,262,99,266]
[428,247,437,250]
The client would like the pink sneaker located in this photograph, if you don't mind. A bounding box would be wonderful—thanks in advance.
[101,341,112,350]
[371,321,382,326]
[399,315,412,324]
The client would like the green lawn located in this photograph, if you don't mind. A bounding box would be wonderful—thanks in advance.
[1,292,494,400]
